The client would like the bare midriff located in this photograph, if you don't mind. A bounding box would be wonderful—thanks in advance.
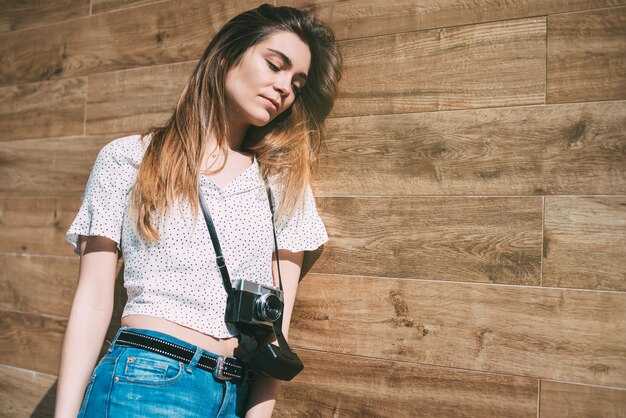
[120,314,240,357]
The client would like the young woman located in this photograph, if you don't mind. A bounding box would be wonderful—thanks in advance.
[54,4,342,417]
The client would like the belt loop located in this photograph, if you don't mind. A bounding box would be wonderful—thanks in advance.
[107,326,129,353]
[185,346,204,374]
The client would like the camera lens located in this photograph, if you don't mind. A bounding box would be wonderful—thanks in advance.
[255,293,282,322]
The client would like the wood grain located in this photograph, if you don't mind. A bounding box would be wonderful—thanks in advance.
[0,250,125,315]
[0,135,112,196]
[91,0,158,15]
[0,253,79,317]
[294,0,626,40]
[86,60,196,135]
[313,196,542,285]
[333,17,545,117]
[0,197,79,255]
[539,380,626,418]
[547,6,626,103]
[0,77,86,142]
[290,274,626,387]
[0,0,266,86]
[0,0,89,34]
[544,196,626,291]
[275,350,538,418]
[0,303,128,375]
[0,310,68,374]
[315,100,626,196]
[0,365,56,418]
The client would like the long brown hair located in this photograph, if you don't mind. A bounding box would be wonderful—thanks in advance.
[129,4,342,243]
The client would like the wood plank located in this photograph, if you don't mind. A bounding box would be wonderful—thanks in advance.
[0,194,543,288]
[0,306,128,374]
[0,0,89,34]
[547,6,626,103]
[0,135,112,196]
[0,251,125,315]
[294,0,626,40]
[0,77,86,142]
[290,274,626,387]
[544,197,626,291]
[333,17,545,117]
[275,350,538,418]
[0,254,78,317]
[539,380,626,418]
[0,310,68,375]
[0,365,56,417]
[92,0,158,15]
[313,196,542,285]
[0,0,266,87]
[86,61,195,135]
[0,196,96,256]
[315,101,626,196]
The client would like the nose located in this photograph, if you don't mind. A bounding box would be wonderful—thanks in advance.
[273,75,291,97]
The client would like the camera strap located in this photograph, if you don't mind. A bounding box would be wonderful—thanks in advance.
[198,177,301,364]
[197,174,284,300]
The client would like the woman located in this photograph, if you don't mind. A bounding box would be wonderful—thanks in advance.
[54,4,342,417]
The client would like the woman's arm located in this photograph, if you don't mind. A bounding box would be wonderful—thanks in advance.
[244,249,304,418]
[54,236,119,418]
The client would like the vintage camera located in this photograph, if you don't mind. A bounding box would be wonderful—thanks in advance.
[224,279,304,381]
[225,279,283,332]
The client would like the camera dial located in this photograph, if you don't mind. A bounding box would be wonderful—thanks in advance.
[255,293,282,322]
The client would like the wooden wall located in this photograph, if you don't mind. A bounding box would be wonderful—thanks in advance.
[1,0,625,416]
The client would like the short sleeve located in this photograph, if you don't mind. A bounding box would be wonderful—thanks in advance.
[65,143,131,256]
[275,183,329,252]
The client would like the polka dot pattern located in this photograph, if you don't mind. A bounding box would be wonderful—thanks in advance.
[65,133,329,338]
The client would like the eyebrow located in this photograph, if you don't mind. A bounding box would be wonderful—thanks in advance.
[266,48,308,82]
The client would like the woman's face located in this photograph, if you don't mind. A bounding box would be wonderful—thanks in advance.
[224,30,311,128]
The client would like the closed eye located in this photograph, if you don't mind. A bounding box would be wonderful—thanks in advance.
[267,60,303,97]
[266,60,280,72]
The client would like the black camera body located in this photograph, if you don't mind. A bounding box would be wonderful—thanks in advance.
[224,279,304,381]
[225,279,283,332]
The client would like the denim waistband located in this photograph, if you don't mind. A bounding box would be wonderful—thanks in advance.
[106,325,248,379]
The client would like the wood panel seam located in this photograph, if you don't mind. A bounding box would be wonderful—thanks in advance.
[537,379,541,418]
[543,16,548,105]
[326,98,626,120]
[0,251,79,259]
[0,363,57,378]
[0,13,90,37]
[0,307,68,321]
[547,4,626,19]
[313,194,626,198]
[304,272,626,294]
[538,378,626,392]
[539,196,546,287]
[89,0,172,17]
[84,76,88,136]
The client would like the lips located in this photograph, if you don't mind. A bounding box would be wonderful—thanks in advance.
[261,96,279,112]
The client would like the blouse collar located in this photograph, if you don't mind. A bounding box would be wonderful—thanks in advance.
[200,153,263,196]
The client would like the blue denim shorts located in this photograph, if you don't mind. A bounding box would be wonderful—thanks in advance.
[77,326,249,417]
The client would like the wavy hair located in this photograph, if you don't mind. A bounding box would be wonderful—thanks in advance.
[129,3,342,243]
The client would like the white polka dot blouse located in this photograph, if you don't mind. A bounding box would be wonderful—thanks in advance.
[65,133,329,338]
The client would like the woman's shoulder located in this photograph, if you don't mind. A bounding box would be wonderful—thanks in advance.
[98,132,153,169]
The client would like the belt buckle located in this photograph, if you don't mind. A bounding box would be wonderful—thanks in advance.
[212,356,233,381]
